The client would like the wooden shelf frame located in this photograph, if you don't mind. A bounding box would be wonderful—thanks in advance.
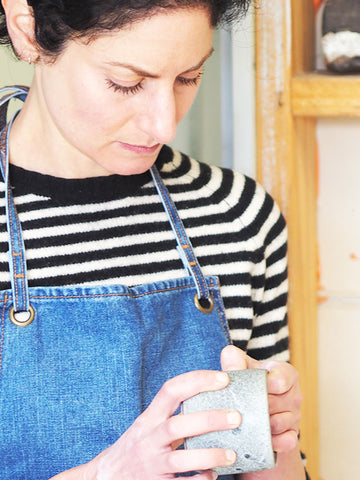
[255,1,319,479]
[292,72,360,117]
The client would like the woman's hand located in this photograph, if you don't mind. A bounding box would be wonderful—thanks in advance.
[53,346,302,480]
[220,345,302,454]
[82,369,241,480]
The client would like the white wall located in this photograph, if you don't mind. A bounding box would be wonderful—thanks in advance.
[0,47,33,119]
[317,118,360,480]
[0,48,33,86]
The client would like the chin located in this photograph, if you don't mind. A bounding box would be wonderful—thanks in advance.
[109,157,158,176]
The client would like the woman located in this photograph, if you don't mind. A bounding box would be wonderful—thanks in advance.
[0,1,306,479]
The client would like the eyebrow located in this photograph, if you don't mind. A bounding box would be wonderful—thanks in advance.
[104,48,214,78]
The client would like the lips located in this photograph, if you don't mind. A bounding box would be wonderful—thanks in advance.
[117,141,160,154]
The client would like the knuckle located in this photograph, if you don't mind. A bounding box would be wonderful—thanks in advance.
[161,378,179,402]
[165,450,181,472]
[164,416,179,440]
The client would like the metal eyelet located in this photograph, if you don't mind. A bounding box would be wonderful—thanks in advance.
[194,294,214,314]
[9,305,35,327]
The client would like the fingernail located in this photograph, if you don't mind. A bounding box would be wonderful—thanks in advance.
[211,471,218,480]
[225,449,236,464]
[227,410,241,427]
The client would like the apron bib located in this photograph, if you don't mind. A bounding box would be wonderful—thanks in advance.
[0,87,233,480]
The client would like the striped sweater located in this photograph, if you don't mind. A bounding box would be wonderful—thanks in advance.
[0,145,289,362]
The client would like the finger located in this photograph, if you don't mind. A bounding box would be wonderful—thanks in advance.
[220,345,248,371]
[164,448,237,474]
[157,409,241,447]
[141,370,230,426]
[263,362,299,395]
[271,430,299,453]
[268,390,302,416]
[270,411,300,435]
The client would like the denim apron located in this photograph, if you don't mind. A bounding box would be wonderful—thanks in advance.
[0,87,233,480]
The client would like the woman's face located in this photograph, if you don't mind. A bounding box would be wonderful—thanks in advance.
[30,8,214,177]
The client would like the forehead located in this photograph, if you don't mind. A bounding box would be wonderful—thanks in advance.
[74,7,214,72]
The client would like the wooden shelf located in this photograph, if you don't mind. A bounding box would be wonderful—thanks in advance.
[256,2,319,478]
[292,72,360,117]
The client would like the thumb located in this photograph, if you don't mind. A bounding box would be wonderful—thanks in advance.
[220,345,248,371]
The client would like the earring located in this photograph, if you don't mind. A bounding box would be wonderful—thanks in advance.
[28,56,32,64]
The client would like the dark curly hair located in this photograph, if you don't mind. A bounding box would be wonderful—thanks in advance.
[0,0,250,57]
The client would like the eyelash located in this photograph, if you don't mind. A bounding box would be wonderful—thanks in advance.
[106,79,144,95]
[106,72,203,96]
[178,72,203,86]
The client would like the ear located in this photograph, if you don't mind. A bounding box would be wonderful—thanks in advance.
[2,0,38,62]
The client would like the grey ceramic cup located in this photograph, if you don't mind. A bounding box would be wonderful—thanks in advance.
[182,369,276,475]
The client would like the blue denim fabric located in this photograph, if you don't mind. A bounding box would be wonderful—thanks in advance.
[0,278,232,478]
[0,87,234,480]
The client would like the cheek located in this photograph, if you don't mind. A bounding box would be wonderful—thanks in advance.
[65,93,129,135]
[70,83,114,123]
[176,89,199,122]
[55,71,122,128]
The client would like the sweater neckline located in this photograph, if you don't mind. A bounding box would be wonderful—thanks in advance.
[8,145,172,205]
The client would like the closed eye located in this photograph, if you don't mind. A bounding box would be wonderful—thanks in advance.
[177,71,203,87]
[106,79,144,95]
[106,70,203,96]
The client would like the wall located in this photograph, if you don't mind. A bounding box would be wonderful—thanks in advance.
[313,2,360,476]
[0,48,33,87]
[0,47,33,118]
[317,118,360,480]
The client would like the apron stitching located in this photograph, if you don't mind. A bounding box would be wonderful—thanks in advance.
[0,279,221,303]
[0,292,8,381]
[8,185,21,312]
[14,199,27,310]
[7,121,27,312]
[0,281,220,303]
[151,168,207,299]
[26,282,215,300]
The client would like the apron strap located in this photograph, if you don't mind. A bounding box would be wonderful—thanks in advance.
[150,165,211,304]
[0,86,33,324]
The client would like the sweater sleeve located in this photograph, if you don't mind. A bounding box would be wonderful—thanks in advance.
[245,191,289,363]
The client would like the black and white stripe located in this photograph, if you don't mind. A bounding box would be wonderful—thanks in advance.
[0,146,289,361]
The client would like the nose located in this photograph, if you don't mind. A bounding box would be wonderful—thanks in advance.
[137,87,178,144]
